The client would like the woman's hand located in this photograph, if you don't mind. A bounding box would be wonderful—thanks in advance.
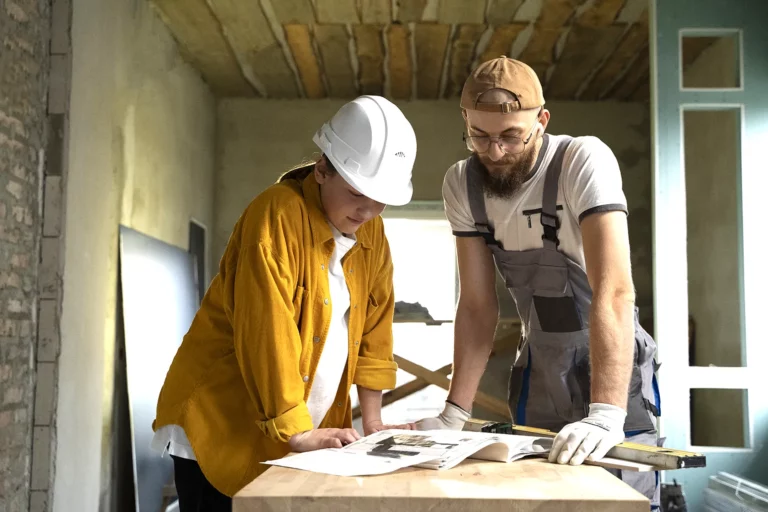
[288,428,361,451]
[362,419,413,436]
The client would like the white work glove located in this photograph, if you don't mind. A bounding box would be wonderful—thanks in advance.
[548,403,626,465]
[412,401,471,431]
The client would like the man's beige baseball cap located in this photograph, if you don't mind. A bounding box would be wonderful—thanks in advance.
[461,56,545,113]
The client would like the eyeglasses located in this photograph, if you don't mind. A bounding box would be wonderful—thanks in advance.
[463,108,542,155]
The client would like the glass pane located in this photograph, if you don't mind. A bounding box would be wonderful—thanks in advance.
[681,33,740,88]
[684,109,743,367]
[690,389,748,448]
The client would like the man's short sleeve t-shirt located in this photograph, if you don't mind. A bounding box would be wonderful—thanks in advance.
[442,134,628,270]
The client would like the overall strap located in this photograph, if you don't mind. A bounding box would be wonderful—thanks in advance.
[465,155,500,247]
[541,136,574,250]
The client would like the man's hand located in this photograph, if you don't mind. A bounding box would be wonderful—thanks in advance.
[288,428,361,451]
[362,420,413,436]
[412,401,470,431]
[548,403,626,465]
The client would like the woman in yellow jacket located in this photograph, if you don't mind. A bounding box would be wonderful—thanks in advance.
[151,95,418,510]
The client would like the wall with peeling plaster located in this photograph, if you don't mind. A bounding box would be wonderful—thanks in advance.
[215,99,653,329]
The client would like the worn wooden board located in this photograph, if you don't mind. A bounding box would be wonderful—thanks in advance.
[362,0,391,24]
[207,0,298,97]
[537,0,582,29]
[415,23,451,98]
[354,24,385,95]
[438,0,486,24]
[487,0,526,25]
[234,458,650,511]
[517,26,563,86]
[547,24,624,99]
[396,0,428,22]
[444,24,486,98]
[606,47,649,100]
[315,25,357,98]
[284,24,326,98]
[151,0,254,95]
[316,0,359,24]
[579,18,647,100]
[478,23,528,64]
[575,0,625,27]
[387,24,413,99]
[267,0,315,24]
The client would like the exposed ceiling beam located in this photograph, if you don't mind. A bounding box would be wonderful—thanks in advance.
[444,24,485,98]
[396,0,428,22]
[354,24,385,95]
[578,13,647,100]
[269,0,315,24]
[284,24,327,98]
[546,24,623,99]
[575,0,626,27]
[314,24,358,97]
[415,23,452,98]
[207,0,298,97]
[438,0,486,24]
[487,0,526,25]
[387,24,413,99]
[605,45,649,100]
[362,0,391,23]
[150,0,255,96]
[316,0,360,24]
[478,23,528,64]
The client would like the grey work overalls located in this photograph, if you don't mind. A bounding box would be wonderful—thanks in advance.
[465,135,662,507]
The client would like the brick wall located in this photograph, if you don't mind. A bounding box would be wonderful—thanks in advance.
[0,0,51,511]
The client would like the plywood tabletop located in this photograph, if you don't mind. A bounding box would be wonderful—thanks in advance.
[233,458,649,512]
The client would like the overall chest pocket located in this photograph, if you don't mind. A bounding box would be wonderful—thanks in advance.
[517,205,564,248]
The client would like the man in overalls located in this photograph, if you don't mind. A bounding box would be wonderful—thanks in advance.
[413,56,661,508]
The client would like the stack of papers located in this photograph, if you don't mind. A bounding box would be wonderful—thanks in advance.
[264,429,552,477]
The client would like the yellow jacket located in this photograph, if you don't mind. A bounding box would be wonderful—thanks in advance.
[153,171,397,496]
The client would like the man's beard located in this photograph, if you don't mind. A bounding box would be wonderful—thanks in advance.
[476,143,538,199]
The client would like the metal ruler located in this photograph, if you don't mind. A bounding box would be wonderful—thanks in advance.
[463,419,706,471]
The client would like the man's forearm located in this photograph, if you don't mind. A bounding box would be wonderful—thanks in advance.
[447,302,497,412]
[589,292,635,408]
[357,386,382,424]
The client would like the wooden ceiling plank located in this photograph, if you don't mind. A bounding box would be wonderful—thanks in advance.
[151,0,254,95]
[354,24,385,95]
[396,0,428,21]
[438,0,486,24]
[207,0,298,97]
[518,26,563,66]
[387,24,413,99]
[316,0,360,24]
[444,24,486,98]
[284,24,326,98]
[606,47,649,100]
[315,24,358,98]
[361,0,391,24]
[575,0,626,27]
[478,23,528,64]
[537,0,582,29]
[579,18,647,100]
[547,24,624,99]
[487,0,525,25]
[415,23,451,99]
[269,0,315,24]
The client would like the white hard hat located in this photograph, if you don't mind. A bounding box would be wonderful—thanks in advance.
[313,95,416,206]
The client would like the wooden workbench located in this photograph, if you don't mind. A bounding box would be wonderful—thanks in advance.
[233,458,649,511]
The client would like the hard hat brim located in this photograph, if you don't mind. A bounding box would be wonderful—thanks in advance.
[326,153,414,206]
